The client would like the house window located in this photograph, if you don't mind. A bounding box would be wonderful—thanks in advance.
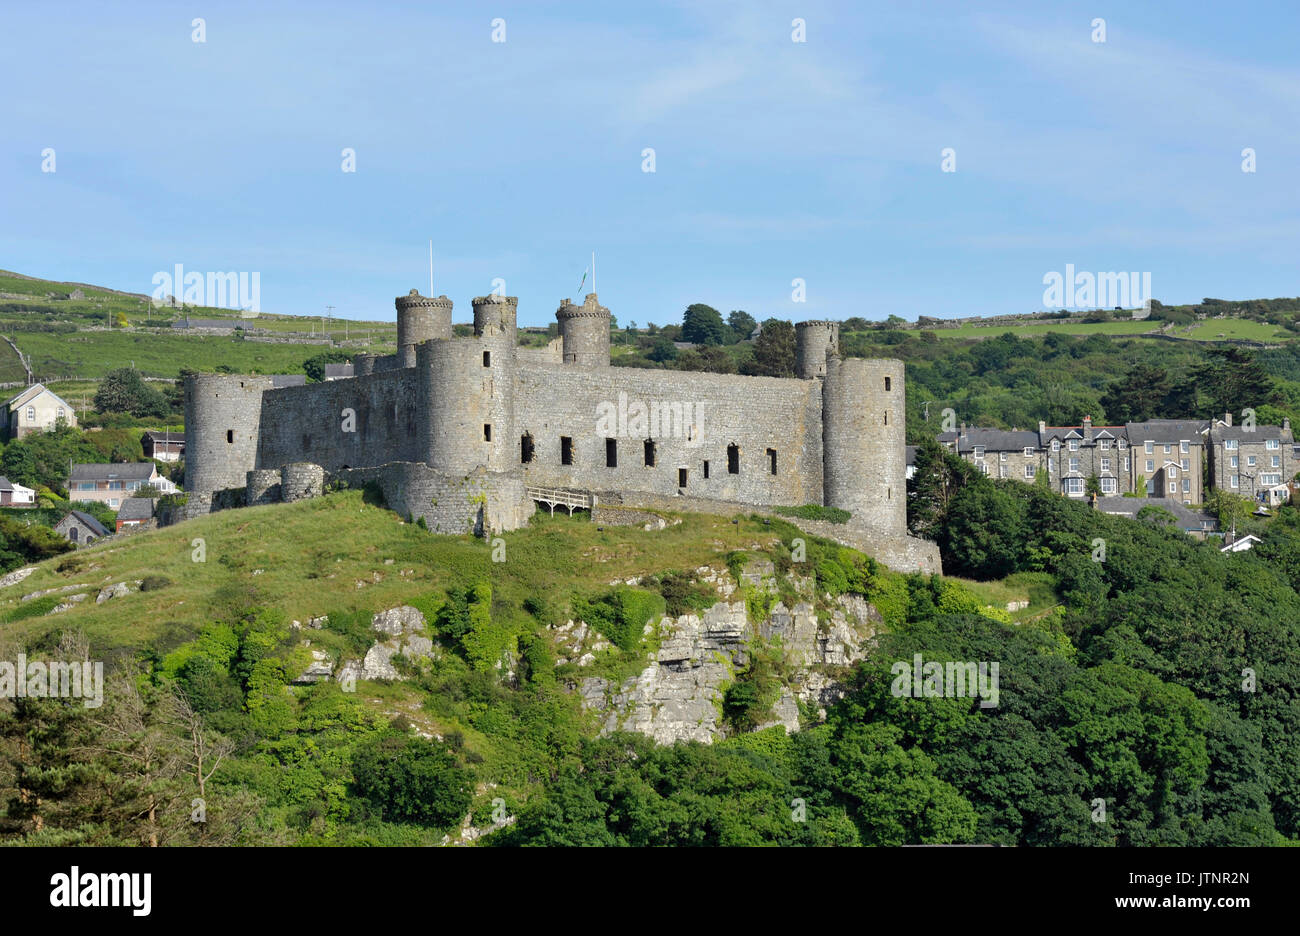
[1099,439,1110,450]
[1117,439,1126,449]
[1024,447,1034,457]
[703,460,710,479]
[1225,439,1238,450]
[980,462,990,475]
[1231,475,1239,488]
[109,499,119,508]
[972,446,985,459]
[1182,479,1190,492]
[884,377,891,391]
[1180,440,1189,453]
[1051,440,1060,452]
[1247,456,1256,467]
[1146,459,1154,472]
[678,468,688,487]
[1230,456,1239,467]
[727,444,739,474]
[1169,467,1177,479]
[1266,438,1280,450]
[1100,457,1111,472]
[1069,457,1079,473]
[1064,478,1084,495]
[1068,439,1079,451]
[1181,458,1189,470]
[520,433,535,464]
[57,408,65,420]
[1101,477,1117,493]
[767,448,777,475]
[109,481,123,491]
[1164,444,1172,454]
[999,452,1008,462]
[1025,465,1036,479]
[1145,441,1153,454]
[561,436,573,465]
[606,438,617,468]
[1262,473,1282,485]
[1272,455,1280,467]
[483,424,492,442]
[644,440,656,467]
[483,351,491,367]
[1168,482,1177,495]
[25,406,34,421]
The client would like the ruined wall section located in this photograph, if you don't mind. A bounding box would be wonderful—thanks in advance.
[334,463,533,535]
[256,369,420,473]
[513,362,823,506]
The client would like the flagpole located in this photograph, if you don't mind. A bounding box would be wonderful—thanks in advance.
[429,241,434,296]
[592,251,596,295]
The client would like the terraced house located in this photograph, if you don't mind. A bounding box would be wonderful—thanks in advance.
[1206,414,1297,506]
[940,417,1206,504]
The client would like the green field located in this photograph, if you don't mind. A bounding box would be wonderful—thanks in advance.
[932,320,1163,340]
[1178,319,1288,341]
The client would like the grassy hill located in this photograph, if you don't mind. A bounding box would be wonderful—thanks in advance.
[0,270,397,382]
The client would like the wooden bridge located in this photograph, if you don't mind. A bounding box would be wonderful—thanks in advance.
[526,485,593,516]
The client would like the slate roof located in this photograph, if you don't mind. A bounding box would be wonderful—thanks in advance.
[171,319,239,330]
[938,429,1040,451]
[115,498,155,521]
[1125,420,1209,444]
[1094,496,1218,530]
[1207,423,1293,443]
[0,477,11,492]
[271,375,307,388]
[4,383,72,412]
[69,462,157,482]
[61,510,110,538]
[323,363,354,379]
[142,431,185,444]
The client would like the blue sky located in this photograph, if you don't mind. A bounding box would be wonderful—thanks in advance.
[3,1,1299,327]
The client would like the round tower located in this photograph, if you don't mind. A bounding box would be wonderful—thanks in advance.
[417,332,517,475]
[395,290,453,367]
[556,293,611,367]
[822,356,905,536]
[472,295,518,346]
[184,374,277,504]
[353,353,377,377]
[796,320,840,379]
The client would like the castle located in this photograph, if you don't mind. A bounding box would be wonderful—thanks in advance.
[183,291,940,572]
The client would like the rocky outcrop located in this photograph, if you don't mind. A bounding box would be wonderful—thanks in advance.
[336,605,437,683]
[95,582,131,604]
[294,649,335,684]
[580,601,749,744]
[578,566,883,745]
[0,567,36,590]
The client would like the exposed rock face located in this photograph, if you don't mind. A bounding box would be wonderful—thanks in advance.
[336,605,436,683]
[0,567,36,590]
[295,649,335,684]
[580,601,749,745]
[578,567,883,745]
[95,582,131,604]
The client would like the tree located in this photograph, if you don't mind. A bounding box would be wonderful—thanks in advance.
[302,350,352,383]
[727,310,757,343]
[351,729,472,831]
[681,304,729,346]
[1193,348,1282,418]
[1101,364,1172,422]
[744,319,796,377]
[92,368,168,419]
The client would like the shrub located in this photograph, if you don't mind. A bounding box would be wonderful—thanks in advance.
[140,575,171,591]
[654,572,717,617]
[351,730,473,831]
[574,586,666,651]
[771,505,852,524]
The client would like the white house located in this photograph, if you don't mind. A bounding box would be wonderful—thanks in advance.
[4,384,76,439]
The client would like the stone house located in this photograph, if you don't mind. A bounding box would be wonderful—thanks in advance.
[3,384,76,439]
[141,430,185,462]
[1093,496,1218,539]
[54,510,110,546]
[69,462,178,509]
[1206,414,1296,504]
[1125,419,1207,502]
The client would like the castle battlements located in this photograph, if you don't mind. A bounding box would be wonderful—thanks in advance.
[181,289,938,572]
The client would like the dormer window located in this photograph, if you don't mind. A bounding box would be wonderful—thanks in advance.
[1051,440,1060,452]
[972,446,985,459]
[1068,439,1079,451]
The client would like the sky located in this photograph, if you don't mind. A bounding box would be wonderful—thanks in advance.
[2,0,1299,327]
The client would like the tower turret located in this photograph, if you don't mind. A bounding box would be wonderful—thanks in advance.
[184,374,277,509]
[795,320,840,379]
[395,290,453,367]
[472,295,518,346]
[821,356,905,536]
[556,293,611,367]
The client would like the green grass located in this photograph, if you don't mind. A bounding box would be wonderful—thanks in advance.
[1179,319,1288,341]
[944,571,1058,621]
[932,320,1161,340]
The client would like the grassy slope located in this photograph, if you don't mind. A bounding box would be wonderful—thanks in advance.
[0,491,786,659]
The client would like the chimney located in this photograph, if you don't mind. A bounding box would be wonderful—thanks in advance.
[1038,420,1046,435]
[1083,415,1093,442]
[1285,418,1292,431]
[1225,412,1232,427]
